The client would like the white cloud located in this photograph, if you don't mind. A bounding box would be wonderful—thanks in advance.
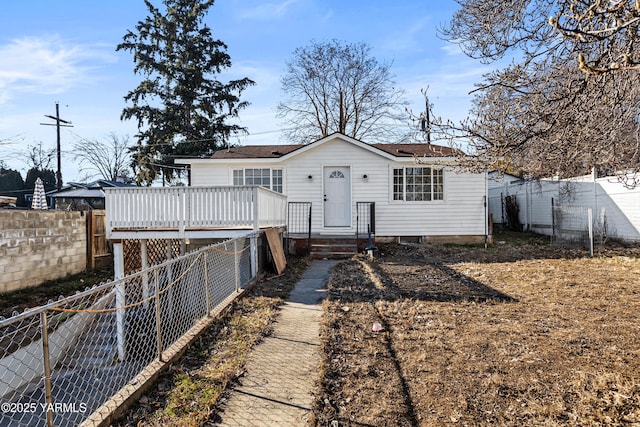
[440,42,465,56]
[238,0,301,20]
[397,57,493,125]
[379,17,432,54]
[0,35,115,104]
[404,68,485,101]
[228,61,282,89]
[321,9,334,22]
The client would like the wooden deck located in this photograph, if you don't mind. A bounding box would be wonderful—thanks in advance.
[105,186,287,240]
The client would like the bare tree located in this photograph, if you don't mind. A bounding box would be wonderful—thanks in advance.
[442,0,640,73]
[73,133,133,182]
[24,141,55,170]
[277,39,408,143]
[437,0,640,182]
[454,63,640,179]
[550,1,640,74]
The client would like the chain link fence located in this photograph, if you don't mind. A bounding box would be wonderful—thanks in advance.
[552,205,607,255]
[0,234,255,427]
[122,239,182,275]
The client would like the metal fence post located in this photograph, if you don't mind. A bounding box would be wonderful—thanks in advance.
[307,204,312,252]
[40,311,54,427]
[234,238,240,292]
[165,240,174,328]
[370,202,375,234]
[141,239,149,307]
[204,252,211,315]
[551,197,556,243]
[588,208,594,257]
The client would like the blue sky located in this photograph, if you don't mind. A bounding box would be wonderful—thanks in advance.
[0,0,494,183]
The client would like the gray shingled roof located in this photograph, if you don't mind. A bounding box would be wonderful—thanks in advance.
[210,142,458,159]
[211,145,305,159]
[371,143,459,157]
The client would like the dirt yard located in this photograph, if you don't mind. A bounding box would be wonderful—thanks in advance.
[313,235,640,426]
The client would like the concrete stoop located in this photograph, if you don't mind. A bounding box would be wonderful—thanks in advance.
[289,235,374,259]
[310,238,358,259]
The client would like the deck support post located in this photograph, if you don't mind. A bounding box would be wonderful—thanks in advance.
[250,234,257,281]
[113,241,126,361]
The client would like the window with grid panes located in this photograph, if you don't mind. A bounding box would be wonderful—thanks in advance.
[393,167,443,201]
[232,168,283,193]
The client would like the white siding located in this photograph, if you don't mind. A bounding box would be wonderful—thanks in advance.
[191,164,228,186]
[188,137,487,237]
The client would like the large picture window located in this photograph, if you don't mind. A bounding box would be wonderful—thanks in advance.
[393,167,443,201]
[233,168,283,193]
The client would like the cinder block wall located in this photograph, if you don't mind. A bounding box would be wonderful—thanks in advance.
[0,210,87,294]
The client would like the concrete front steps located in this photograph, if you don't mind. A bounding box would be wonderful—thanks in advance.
[288,235,374,259]
[310,238,358,259]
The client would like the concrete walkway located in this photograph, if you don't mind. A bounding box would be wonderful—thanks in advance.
[215,259,340,426]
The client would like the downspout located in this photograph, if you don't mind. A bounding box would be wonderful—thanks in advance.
[524,180,530,232]
[484,171,488,248]
[593,167,599,241]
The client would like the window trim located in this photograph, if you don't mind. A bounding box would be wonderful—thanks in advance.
[390,165,445,203]
[231,167,284,193]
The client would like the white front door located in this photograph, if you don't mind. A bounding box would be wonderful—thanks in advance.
[323,166,351,227]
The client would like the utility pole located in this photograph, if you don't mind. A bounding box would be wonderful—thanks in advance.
[40,102,73,191]
[338,90,345,134]
[420,89,431,145]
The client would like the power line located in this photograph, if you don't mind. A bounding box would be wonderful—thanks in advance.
[147,162,188,170]
[106,129,290,148]
[242,127,295,136]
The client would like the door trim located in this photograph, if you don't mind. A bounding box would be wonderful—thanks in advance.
[322,166,352,228]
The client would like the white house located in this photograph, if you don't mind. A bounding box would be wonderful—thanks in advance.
[178,133,488,244]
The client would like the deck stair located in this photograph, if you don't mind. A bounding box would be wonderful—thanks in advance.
[309,237,359,259]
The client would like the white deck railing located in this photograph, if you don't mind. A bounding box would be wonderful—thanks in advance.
[105,186,287,238]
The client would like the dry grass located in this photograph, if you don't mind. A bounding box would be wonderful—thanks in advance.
[315,235,640,426]
[113,257,309,426]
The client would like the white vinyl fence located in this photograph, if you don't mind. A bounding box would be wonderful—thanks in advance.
[489,173,640,243]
